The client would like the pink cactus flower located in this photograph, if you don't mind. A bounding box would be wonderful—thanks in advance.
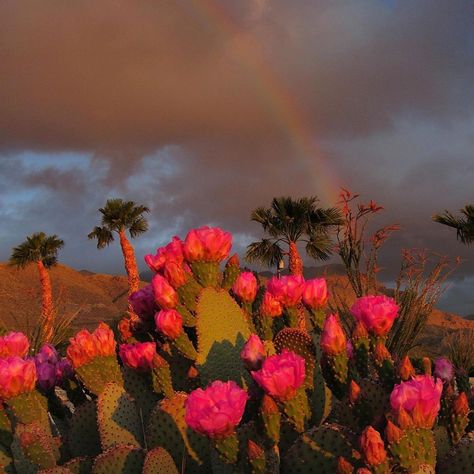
[163,261,191,288]
[321,314,347,356]
[144,236,184,272]
[260,292,283,318]
[350,295,399,336]
[56,358,73,381]
[129,284,156,320]
[390,375,443,428]
[155,309,183,340]
[232,271,258,304]
[251,349,305,402]
[240,334,266,371]
[302,278,329,309]
[185,380,248,438]
[434,358,454,383]
[266,275,305,308]
[0,357,37,399]
[0,332,30,359]
[35,362,57,391]
[152,274,178,309]
[35,344,58,365]
[183,226,232,263]
[119,342,156,371]
[67,323,116,368]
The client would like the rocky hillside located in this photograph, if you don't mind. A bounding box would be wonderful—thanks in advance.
[0,263,135,332]
[1,263,472,357]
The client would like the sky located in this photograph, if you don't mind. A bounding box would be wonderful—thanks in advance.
[0,1,473,315]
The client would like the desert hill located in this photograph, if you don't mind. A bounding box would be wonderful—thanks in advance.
[1,262,473,357]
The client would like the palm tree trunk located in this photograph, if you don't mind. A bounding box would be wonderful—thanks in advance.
[288,241,303,276]
[119,230,140,321]
[37,261,54,343]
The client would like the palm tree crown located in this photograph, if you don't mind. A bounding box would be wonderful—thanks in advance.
[246,196,343,270]
[9,232,64,268]
[433,205,474,245]
[88,198,150,248]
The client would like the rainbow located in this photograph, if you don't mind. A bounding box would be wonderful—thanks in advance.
[188,0,341,204]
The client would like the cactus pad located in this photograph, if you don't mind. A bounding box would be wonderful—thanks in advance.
[281,424,354,473]
[195,288,250,384]
[91,445,144,474]
[97,383,144,449]
[146,392,210,473]
[121,366,159,420]
[75,356,124,396]
[15,422,58,469]
[62,457,94,474]
[143,447,179,474]
[437,433,474,473]
[66,401,101,458]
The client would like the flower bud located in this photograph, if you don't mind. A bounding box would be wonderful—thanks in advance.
[385,419,403,444]
[337,456,354,474]
[155,309,183,340]
[360,426,387,466]
[349,380,361,404]
[453,392,469,417]
[240,334,266,371]
[321,314,347,356]
[399,356,415,381]
[232,272,258,303]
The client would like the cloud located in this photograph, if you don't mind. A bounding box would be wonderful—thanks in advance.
[0,0,472,154]
[0,1,473,314]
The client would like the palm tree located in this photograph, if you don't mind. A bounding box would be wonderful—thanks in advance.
[88,199,150,319]
[10,232,64,343]
[433,205,474,245]
[246,196,343,275]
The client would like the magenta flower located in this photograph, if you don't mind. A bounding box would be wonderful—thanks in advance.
[240,334,266,371]
[350,295,399,336]
[260,292,283,318]
[266,275,305,308]
[434,358,454,383]
[232,272,258,304]
[144,236,184,272]
[129,284,156,320]
[119,342,156,371]
[163,261,191,288]
[35,362,57,391]
[302,278,329,309]
[185,380,248,438]
[251,349,305,402]
[0,357,36,399]
[390,375,442,428]
[152,274,178,309]
[35,344,58,365]
[183,226,232,263]
[0,332,30,358]
[155,309,183,340]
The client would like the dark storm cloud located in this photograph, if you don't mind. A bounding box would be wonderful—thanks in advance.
[0,0,473,152]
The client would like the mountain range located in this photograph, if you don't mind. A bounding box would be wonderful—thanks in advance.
[1,262,472,357]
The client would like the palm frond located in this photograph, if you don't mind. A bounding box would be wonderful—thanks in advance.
[245,239,283,268]
[305,232,334,261]
[10,232,63,268]
[88,226,114,249]
[434,205,474,244]
[129,216,149,238]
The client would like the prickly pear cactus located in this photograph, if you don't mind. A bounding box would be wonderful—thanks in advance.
[195,288,251,384]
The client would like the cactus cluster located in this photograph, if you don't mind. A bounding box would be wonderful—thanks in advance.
[0,226,472,473]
